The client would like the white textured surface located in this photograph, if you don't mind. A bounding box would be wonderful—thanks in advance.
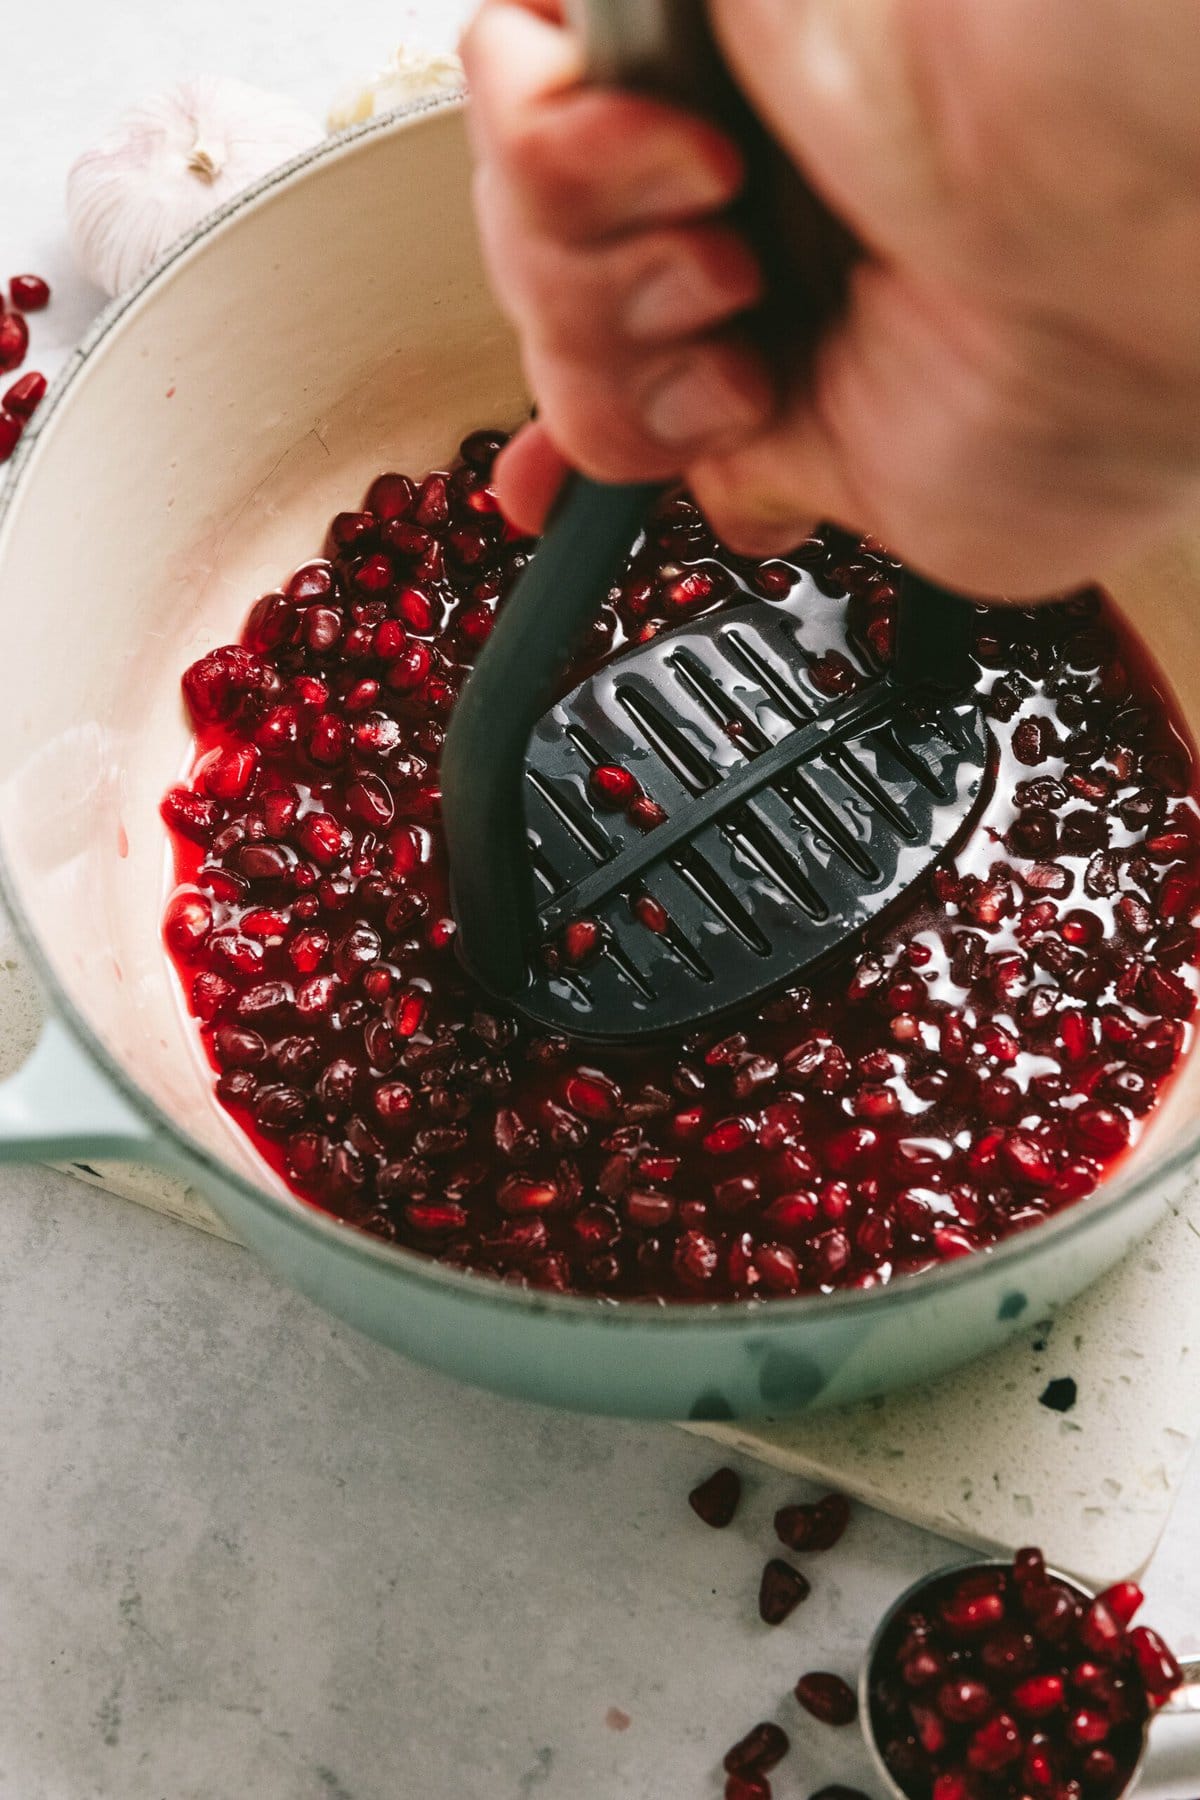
[2,1,1198,1795]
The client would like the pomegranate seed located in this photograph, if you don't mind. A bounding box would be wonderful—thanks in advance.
[182,645,264,725]
[9,274,50,311]
[3,370,46,418]
[724,1777,770,1800]
[589,763,641,810]
[1013,1674,1066,1717]
[967,1713,1023,1772]
[794,1673,856,1726]
[0,409,21,462]
[942,1583,1007,1635]
[723,1721,789,1776]
[365,473,414,522]
[633,893,669,934]
[1067,1709,1111,1748]
[758,1559,810,1625]
[161,786,217,844]
[1095,1582,1143,1628]
[703,1117,753,1156]
[774,1493,850,1553]
[939,1678,995,1723]
[673,1229,719,1285]
[629,795,668,831]
[164,891,213,958]
[688,1466,741,1529]
[0,311,28,374]
[561,918,605,965]
[1129,1626,1183,1701]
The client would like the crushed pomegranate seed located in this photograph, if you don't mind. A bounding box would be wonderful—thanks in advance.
[8,273,50,311]
[162,436,1200,1299]
[688,1465,742,1529]
[869,1548,1182,1800]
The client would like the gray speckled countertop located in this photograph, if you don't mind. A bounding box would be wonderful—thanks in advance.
[3,2,1198,1795]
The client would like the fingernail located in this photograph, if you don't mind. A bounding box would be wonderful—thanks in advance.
[625,256,758,342]
[643,357,764,448]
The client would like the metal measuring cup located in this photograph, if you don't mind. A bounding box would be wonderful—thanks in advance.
[859,1561,1199,1799]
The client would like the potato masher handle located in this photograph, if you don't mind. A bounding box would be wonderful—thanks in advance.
[444,0,971,997]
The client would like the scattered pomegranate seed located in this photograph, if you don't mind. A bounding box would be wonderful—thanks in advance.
[3,370,45,418]
[0,409,21,462]
[726,1777,771,1800]
[774,1492,851,1553]
[688,1466,742,1529]
[723,1720,789,1775]
[0,311,28,374]
[795,1672,858,1726]
[758,1559,811,1625]
[9,274,50,311]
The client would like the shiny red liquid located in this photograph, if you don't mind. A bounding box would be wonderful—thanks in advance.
[161,434,1200,1301]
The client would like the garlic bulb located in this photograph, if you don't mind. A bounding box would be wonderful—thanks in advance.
[328,46,464,133]
[67,78,324,298]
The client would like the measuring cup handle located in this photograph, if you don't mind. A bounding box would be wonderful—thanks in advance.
[0,1015,156,1163]
[1158,1652,1200,1717]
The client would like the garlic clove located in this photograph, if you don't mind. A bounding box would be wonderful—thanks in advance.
[66,77,324,298]
[327,46,464,133]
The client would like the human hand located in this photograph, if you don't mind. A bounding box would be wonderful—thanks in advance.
[461,0,1200,597]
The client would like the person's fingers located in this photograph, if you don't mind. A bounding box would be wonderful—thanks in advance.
[474,168,763,352]
[520,328,777,486]
[464,7,744,242]
[493,422,571,534]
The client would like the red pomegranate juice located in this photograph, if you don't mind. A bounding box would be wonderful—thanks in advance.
[161,432,1200,1301]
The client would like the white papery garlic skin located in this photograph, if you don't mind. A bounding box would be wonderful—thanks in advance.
[66,78,324,298]
[328,47,464,133]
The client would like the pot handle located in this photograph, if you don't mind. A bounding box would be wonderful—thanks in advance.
[0,1015,157,1162]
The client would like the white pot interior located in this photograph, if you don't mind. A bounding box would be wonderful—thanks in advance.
[0,103,527,1187]
[0,98,1198,1212]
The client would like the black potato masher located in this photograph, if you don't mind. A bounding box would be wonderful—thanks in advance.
[441,0,990,1042]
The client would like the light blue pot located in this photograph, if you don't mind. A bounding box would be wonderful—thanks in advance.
[0,98,1196,1420]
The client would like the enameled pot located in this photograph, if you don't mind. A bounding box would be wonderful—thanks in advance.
[1,95,1199,1419]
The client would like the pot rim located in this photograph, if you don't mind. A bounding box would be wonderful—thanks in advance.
[0,91,1192,1333]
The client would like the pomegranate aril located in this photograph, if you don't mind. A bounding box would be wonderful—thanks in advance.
[939,1678,995,1723]
[758,1559,811,1625]
[9,274,50,311]
[0,311,29,374]
[1129,1626,1183,1702]
[0,409,21,462]
[162,786,217,845]
[780,1491,850,1554]
[1013,1675,1066,1718]
[723,1720,789,1775]
[794,1672,857,1726]
[3,370,46,418]
[1095,1582,1143,1629]
[1067,1709,1111,1748]
[164,891,213,958]
[725,1777,771,1800]
[589,763,640,810]
[968,1713,1024,1773]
